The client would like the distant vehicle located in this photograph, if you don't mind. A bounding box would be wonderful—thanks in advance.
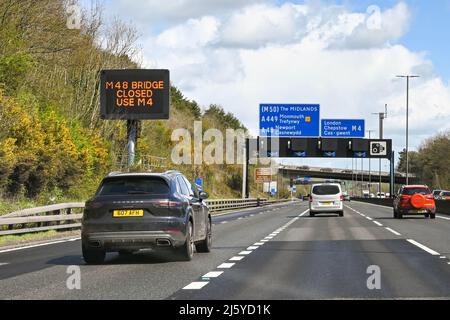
[342,192,351,201]
[437,191,450,200]
[369,193,376,198]
[309,183,344,217]
[81,171,212,264]
[386,193,391,198]
[432,190,443,200]
[363,190,370,198]
[393,185,436,219]
[377,192,386,199]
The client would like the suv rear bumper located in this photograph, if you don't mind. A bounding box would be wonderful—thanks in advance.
[397,208,436,215]
[82,231,186,251]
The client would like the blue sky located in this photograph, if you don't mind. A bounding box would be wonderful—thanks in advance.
[332,0,450,81]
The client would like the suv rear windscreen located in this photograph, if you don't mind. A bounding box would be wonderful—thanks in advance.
[97,177,169,196]
[312,185,340,195]
[402,187,431,195]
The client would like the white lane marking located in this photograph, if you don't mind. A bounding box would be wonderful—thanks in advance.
[238,217,243,220]
[385,227,402,236]
[203,271,224,278]
[0,263,9,267]
[373,221,383,227]
[221,221,228,224]
[0,237,81,254]
[366,217,373,221]
[440,256,447,259]
[437,215,450,221]
[407,239,441,256]
[265,236,273,240]
[183,282,209,290]
[247,246,259,250]
[229,256,245,261]
[217,263,235,269]
[180,207,309,291]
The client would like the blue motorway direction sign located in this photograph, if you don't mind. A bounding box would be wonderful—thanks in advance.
[321,119,365,137]
[260,104,320,137]
[195,178,203,192]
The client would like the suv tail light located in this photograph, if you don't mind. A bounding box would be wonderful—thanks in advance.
[153,200,183,209]
[399,195,410,207]
[340,195,344,201]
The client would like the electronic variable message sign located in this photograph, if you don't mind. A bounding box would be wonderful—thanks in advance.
[100,69,170,120]
[260,104,320,137]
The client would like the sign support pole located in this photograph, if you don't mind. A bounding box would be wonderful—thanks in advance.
[245,138,250,199]
[127,120,138,168]
[390,151,395,198]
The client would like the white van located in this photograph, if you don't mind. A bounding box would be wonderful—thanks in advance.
[309,183,344,217]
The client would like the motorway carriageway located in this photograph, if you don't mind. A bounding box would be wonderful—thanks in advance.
[0,201,450,299]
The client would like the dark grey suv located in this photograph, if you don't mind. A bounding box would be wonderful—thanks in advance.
[82,171,211,264]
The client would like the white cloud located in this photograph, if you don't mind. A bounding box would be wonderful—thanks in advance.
[220,3,308,48]
[330,2,411,49]
[155,16,220,49]
[108,0,265,27]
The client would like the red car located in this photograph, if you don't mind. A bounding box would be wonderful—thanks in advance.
[393,185,436,219]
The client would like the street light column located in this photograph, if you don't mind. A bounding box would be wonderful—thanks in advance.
[396,75,419,186]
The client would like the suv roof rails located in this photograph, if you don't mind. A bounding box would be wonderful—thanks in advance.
[164,170,181,175]
[107,172,122,177]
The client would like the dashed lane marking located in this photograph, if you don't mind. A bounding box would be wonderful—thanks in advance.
[229,256,245,261]
[373,221,383,227]
[217,263,235,269]
[202,271,224,278]
[385,227,402,236]
[182,209,310,292]
[183,282,209,290]
[407,239,441,256]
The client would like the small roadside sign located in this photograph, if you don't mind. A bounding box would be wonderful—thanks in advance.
[195,178,203,192]
[255,168,272,183]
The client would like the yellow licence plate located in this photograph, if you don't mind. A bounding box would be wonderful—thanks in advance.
[113,209,144,218]
[322,202,334,206]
